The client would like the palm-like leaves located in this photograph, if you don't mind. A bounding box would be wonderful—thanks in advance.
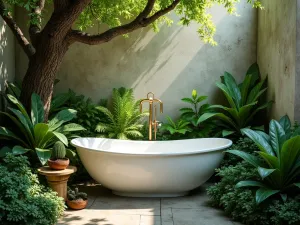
[227,115,300,204]
[0,94,85,165]
[197,63,272,137]
[160,116,192,135]
[95,88,148,140]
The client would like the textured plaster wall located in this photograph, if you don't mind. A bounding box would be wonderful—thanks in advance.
[257,0,297,121]
[0,17,15,91]
[15,3,257,119]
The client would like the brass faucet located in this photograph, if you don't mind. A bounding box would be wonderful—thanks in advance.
[140,92,163,141]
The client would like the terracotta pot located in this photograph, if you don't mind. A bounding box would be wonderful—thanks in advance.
[67,199,88,210]
[48,158,69,170]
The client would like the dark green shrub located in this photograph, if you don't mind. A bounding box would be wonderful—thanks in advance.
[207,162,300,225]
[0,154,65,225]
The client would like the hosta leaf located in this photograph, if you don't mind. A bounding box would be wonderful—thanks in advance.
[236,180,266,188]
[53,132,68,146]
[241,128,274,156]
[256,188,280,204]
[35,148,51,165]
[12,145,31,155]
[31,93,45,125]
[257,167,276,179]
[226,150,262,167]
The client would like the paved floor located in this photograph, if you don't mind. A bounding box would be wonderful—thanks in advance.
[58,184,240,225]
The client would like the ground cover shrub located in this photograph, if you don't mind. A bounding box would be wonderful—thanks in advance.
[207,162,300,225]
[95,87,148,140]
[198,63,272,137]
[0,93,84,166]
[0,154,65,225]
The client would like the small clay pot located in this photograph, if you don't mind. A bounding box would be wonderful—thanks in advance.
[67,199,88,210]
[47,158,69,170]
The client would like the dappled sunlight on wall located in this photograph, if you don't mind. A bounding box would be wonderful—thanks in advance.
[0,18,15,91]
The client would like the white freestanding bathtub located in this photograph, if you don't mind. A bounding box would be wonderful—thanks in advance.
[71,138,232,197]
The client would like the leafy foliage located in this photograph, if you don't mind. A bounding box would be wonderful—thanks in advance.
[67,187,88,201]
[95,87,148,140]
[227,115,300,204]
[0,93,85,165]
[4,0,262,46]
[207,161,300,225]
[0,154,65,225]
[160,116,192,139]
[198,63,272,137]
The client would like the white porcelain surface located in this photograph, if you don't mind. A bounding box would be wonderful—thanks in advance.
[71,138,232,197]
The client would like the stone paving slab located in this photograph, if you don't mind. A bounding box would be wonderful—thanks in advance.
[57,184,241,225]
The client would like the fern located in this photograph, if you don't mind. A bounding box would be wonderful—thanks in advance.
[95,88,148,140]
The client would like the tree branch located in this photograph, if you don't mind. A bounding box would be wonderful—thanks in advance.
[29,0,45,41]
[67,0,180,45]
[0,0,35,57]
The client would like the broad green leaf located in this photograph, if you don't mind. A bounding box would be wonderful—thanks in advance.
[53,132,68,146]
[48,109,77,131]
[216,82,237,109]
[0,146,11,158]
[0,127,29,147]
[246,62,260,86]
[31,93,45,125]
[222,130,235,137]
[7,94,30,120]
[223,71,241,108]
[280,136,300,175]
[241,128,274,156]
[258,167,276,179]
[240,74,252,105]
[258,152,279,168]
[226,150,262,167]
[6,82,21,98]
[236,180,266,188]
[196,96,207,103]
[238,102,257,126]
[279,115,291,133]
[197,112,238,129]
[246,78,266,104]
[269,120,286,156]
[181,98,194,104]
[50,92,71,113]
[245,101,272,125]
[12,145,31,155]
[256,188,280,204]
[55,123,86,132]
[35,148,51,165]
[34,123,49,147]
[179,108,194,113]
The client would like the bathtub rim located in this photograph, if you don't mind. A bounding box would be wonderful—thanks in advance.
[71,137,232,156]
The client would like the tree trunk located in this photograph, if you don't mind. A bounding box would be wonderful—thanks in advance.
[20,37,68,121]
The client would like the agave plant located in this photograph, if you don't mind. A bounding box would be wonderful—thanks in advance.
[0,94,85,165]
[227,116,300,204]
[180,89,209,126]
[95,88,148,140]
[197,63,272,137]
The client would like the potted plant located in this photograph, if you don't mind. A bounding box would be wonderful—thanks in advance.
[48,141,69,170]
[67,187,88,210]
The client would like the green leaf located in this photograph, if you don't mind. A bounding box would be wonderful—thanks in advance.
[236,180,266,188]
[226,150,262,167]
[31,93,45,125]
[280,193,287,202]
[48,109,77,131]
[55,123,86,132]
[216,82,236,109]
[280,136,300,175]
[181,98,194,104]
[196,96,207,103]
[257,167,276,179]
[66,149,76,159]
[53,132,68,146]
[279,115,291,133]
[258,152,279,168]
[197,112,237,129]
[50,92,71,113]
[0,146,12,158]
[246,63,260,86]
[222,130,235,137]
[7,94,30,121]
[294,183,300,188]
[269,120,286,156]
[12,145,31,155]
[256,188,280,204]
[241,128,274,156]
[35,148,51,165]
[223,71,241,108]
[34,123,49,147]
[240,74,252,105]
[0,127,28,147]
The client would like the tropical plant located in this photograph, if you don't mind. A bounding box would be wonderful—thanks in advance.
[95,88,148,140]
[227,115,300,204]
[180,89,210,126]
[0,154,65,225]
[0,93,85,165]
[198,63,272,137]
[160,116,192,139]
[207,161,300,225]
